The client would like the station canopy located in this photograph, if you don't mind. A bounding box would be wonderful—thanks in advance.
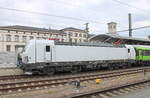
[90,34,150,45]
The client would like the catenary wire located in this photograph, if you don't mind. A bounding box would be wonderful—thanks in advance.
[0,6,104,24]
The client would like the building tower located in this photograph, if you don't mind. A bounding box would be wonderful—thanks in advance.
[107,22,117,34]
[85,23,89,33]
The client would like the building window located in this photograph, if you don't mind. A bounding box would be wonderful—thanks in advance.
[110,25,113,29]
[75,33,78,37]
[84,40,87,42]
[83,34,87,38]
[49,34,52,37]
[113,25,116,29]
[68,32,72,36]
[37,37,43,39]
[6,34,11,42]
[74,39,77,43]
[29,36,34,40]
[69,38,72,42]
[79,34,82,37]
[46,46,50,52]
[6,45,11,52]
[22,36,27,42]
[36,37,39,39]
[79,39,81,42]
[62,39,64,42]
[56,34,58,37]
[14,35,19,42]
[42,37,46,40]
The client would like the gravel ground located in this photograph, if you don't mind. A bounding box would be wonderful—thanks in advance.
[0,68,23,76]
[118,87,150,98]
[2,71,150,98]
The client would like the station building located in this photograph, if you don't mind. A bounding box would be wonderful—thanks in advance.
[0,25,88,52]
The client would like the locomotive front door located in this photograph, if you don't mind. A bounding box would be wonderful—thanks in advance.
[45,45,51,62]
[128,49,131,59]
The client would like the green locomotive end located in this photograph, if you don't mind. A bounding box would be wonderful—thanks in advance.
[135,47,150,61]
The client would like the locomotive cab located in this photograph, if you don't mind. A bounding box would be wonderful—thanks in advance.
[21,40,54,64]
[18,40,54,74]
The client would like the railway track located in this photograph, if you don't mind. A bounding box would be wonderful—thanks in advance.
[0,66,149,95]
[67,78,150,98]
[0,66,149,82]
[0,75,32,81]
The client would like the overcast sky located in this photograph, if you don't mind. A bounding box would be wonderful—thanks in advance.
[0,0,150,38]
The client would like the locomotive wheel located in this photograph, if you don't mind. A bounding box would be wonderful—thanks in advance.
[43,67,55,75]
[122,65,127,69]
[71,66,81,73]
[108,66,114,70]
[114,66,119,69]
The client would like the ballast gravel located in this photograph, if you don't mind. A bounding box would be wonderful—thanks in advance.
[2,71,150,98]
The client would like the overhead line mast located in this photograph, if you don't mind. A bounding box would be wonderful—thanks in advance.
[128,13,132,37]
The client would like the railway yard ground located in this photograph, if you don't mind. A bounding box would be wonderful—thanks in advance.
[0,67,23,76]
[0,66,150,98]
[118,87,150,98]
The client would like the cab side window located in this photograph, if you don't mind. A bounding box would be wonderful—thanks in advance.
[128,49,130,53]
[46,46,50,52]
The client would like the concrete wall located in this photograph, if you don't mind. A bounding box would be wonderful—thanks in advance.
[0,52,17,67]
[0,52,24,76]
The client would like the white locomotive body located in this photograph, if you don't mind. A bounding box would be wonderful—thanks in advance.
[19,40,135,75]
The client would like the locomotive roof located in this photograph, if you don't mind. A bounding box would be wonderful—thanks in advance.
[135,47,150,50]
[55,41,125,48]
[29,40,125,48]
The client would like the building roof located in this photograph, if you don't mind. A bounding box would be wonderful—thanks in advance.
[0,25,65,34]
[107,22,117,24]
[61,27,86,33]
[88,34,95,38]
[90,34,150,45]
